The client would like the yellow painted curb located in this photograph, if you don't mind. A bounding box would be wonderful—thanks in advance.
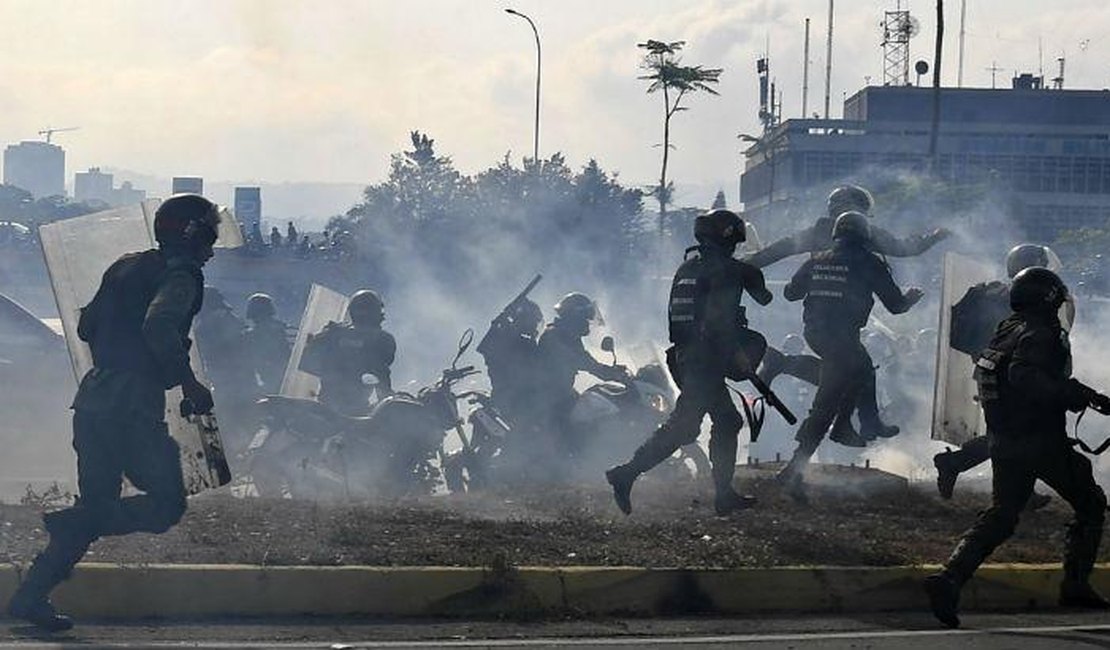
[0,563,1103,619]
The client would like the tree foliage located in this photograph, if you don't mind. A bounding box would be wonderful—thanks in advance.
[637,39,722,233]
[338,132,644,291]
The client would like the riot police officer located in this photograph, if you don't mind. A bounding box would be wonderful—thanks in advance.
[533,293,628,455]
[7,194,221,631]
[477,297,543,427]
[242,292,292,396]
[776,211,924,499]
[606,209,772,516]
[750,184,946,442]
[934,244,1064,499]
[925,267,1109,628]
[302,289,396,415]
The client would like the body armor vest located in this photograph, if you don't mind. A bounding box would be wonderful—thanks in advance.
[668,246,747,346]
[78,249,203,385]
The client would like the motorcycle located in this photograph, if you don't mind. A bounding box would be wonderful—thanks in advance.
[245,330,482,499]
[566,337,711,480]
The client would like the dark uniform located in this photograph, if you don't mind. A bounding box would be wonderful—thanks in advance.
[607,238,772,515]
[926,275,1108,626]
[533,320,626,451]
[933,279,1012,497]
[478,320,540,427]
[748,216,944,438]
[302,321,396,415]
[243,314,291,395]
[9,248,206,628]
[778,222,920,490]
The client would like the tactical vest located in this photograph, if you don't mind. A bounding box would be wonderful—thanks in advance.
[79,249,204,385]
[973,315,1071,409]
[668,247,746,346]
[803,246,878,331]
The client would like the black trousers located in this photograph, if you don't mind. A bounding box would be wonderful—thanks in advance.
[760,345,884,430]
[944,443,1106,585]
[625,351,743,494]
[785,328,870,471]
[17,409,187,599]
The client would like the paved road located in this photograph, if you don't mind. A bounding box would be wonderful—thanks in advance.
[3,612,1110,648]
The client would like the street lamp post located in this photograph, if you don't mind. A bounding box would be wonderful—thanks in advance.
[505,8,541,164]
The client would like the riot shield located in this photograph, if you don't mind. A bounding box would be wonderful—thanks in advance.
[931,253,994,445]
[138,199,245,250]
[279,283,350,399]
[39,205,231,495]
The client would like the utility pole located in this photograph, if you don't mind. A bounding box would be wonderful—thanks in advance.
[957,0,967,87]
[824,0,834,119]
[506,9,541,164]
[986,62,1002,89]
[802,18,811,117]
[928,0,944,174]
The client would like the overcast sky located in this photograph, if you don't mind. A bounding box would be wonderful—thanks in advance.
[1,0,1108,203]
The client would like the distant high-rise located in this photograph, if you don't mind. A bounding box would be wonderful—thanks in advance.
[234,186,262,231]
[172,176,204,195]
[74,167,147,207]
[4,141,65,198]
[74,167,114,205]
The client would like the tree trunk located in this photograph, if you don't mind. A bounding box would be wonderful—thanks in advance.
[659,83,670,241]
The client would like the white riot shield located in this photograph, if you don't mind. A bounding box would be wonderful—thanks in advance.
[39,205,232,494]
[931,253,995,445]
[279,284,350,399]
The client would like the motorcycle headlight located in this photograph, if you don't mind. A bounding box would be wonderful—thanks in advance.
[649,393,669,413]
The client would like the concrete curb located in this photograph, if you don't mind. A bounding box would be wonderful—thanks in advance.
[0,563,1104,619]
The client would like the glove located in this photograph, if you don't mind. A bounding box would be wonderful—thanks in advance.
[1091,392,1110,416]
[1065,379,1093,413]
[181,377,215,415]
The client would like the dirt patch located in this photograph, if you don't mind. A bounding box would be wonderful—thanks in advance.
[0,472,1085,568]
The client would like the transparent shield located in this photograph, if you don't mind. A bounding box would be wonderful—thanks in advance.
[931,252,995,445]
[39,206,230,494]
[279,283,350,399]
[139,199,244,250]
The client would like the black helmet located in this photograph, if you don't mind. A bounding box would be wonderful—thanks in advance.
[827,184,874,218]
[1005,243,1055,279]
[832,210,871,242]
[554,292,597,323]
[510,298,543,334]
[694,209,746,249]
[348,289,384,326]
[246,293,276,321]
[1010,267,1068,313]
[154,194,220,249]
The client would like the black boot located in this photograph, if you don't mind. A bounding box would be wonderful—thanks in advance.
[605,464,639,516]
[923,572,962,628]
[859,418,899,440]
[714,488,756,516]
[7,551,74,633]
[1060,580,1110,609]
[933,438,990,500]
[829,417,867,448]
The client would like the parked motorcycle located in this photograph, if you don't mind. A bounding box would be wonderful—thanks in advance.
[245,330,482,499]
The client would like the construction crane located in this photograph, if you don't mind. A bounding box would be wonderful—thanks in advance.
[38,126,79,144]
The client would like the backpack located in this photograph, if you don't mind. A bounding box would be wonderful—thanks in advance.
[950,281,1010,357]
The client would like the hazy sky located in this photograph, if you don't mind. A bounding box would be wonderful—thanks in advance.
[1,0,1108,202]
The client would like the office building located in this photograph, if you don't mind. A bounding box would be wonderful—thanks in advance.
[4,141,65,198]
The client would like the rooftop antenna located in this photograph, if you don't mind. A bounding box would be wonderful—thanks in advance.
[824,0,834,119]
[38,126,79,144]
[986,61,1002,89]
[957,0,967,87]
[802,17,811,117]
[881,1,919,86]
[1038,36,1044,79]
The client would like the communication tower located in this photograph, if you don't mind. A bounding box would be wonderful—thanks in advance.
[881,3,919,86]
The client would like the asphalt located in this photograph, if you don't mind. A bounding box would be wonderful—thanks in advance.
[3,612,1110,649]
